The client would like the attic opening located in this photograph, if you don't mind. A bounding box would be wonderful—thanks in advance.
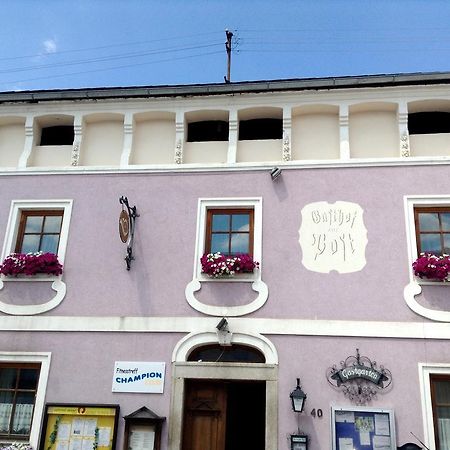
[187,120,229,142]
[238,118,282,140]
[408,112,450,135]
[40,126,74,145]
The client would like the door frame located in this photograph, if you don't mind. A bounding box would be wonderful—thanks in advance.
[168,331,278,450]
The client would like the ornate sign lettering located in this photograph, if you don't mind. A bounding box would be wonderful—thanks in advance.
[326,349,392,405]
[119,210,130,243]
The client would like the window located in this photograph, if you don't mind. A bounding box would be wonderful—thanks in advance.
[408,112,450,135]
[430,375,450,450]
[239,118,282,140]
[1,200,73,268]
[187,121,229,142]
[0,363,40,439]
[15,210,63,254]
[40,126,74,146]
[205,209,254,256]
[414,207,450,255]
[192,198,262,282]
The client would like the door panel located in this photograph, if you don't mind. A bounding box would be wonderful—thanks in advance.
[183,381,227,450]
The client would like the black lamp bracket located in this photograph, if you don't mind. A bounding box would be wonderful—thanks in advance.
[119,196,139,270]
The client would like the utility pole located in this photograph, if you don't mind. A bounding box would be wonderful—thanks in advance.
[224,29,233,83]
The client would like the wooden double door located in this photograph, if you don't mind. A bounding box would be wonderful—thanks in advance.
[182,380,266,450]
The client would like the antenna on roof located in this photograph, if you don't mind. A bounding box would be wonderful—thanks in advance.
[224,29,233,84]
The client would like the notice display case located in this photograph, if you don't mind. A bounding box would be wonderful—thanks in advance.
[40,404,120,450]
[331,406,396,450]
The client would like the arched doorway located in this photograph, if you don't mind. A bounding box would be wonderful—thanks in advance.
[168,333,278,450]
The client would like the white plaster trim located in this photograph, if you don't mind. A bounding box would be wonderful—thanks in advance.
[418,363,450,450]
[0,352,51,449]
[3,316,450,340]
[0,278,66,315]
[185,197,268,316]
[403,195,450,322]
[1,155,450,177]
[185,279,268,316]
[172,330,278,364]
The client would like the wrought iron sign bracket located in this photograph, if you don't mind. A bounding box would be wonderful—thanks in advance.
[326,348,392,405]
[119,196,139,270]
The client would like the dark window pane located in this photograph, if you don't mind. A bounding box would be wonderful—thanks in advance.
[0,368,17,389]
[420,234,442,254]
[231,234,249,254]
[408,112,450,134]
[40,126,74,146]
[231,214,250,232]
[43,216,62,233]
[24,216,43,233]
[419,213,440,231]
[21,235,40,254]
[239,118,282,140]
[0,393,13,433]
[17,369,39,390]
[211,234,229,254]
[444,234,450,255]
[41,235,59,254]
[187,121,229,142]
[188,344,265,363]
[212,214,230,232]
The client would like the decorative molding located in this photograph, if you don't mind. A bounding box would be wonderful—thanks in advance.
[400,133,410,157]
[71,142,80,166]
[174,139,183,164]
[2,315,450,340]
[172,330,278,363]
[282,130,291,161]
[0,278,66,315]
[403,195,450,321]
[185,278,269,317]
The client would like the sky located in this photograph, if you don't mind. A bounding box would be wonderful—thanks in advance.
[1,0,450,92]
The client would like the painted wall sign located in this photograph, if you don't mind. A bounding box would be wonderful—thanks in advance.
[298,201,367,273]
[112,362,165,393]
[119,210,130,243]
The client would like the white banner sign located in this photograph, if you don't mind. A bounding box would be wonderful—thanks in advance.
[112,361,165,393]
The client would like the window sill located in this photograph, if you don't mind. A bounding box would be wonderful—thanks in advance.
[198,272,257,283]
[1,274,61,282]
[415,276,450,286]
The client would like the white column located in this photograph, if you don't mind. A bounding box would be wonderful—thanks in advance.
[71,114,83,166]
[339,105,350,159]
[18,115,35,169]
[174,111,184,164]
[227,109,238,163]
[120,112,134,168]
[282,106,292,161]
[398,102,410,157]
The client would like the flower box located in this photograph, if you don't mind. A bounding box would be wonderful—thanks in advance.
[0,252,63,277]
[412,253,450,282]
[200,252,259,278]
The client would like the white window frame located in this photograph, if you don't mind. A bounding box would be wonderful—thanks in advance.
[193,197,262,282]
[404,195,450,286]
[1,200,73,282]
[0,352,51,449]
[418,363,450,450]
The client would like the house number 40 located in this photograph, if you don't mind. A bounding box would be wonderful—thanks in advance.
[310,409,323,418]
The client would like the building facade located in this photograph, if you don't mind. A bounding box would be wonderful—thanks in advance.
[0,72,450,450]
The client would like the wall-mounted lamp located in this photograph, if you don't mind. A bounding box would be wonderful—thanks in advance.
[216,318,228,331]
[290,378,307,413]
[270,167,282,181]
